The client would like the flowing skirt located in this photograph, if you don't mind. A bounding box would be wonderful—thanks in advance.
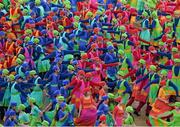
[75,108,97,126]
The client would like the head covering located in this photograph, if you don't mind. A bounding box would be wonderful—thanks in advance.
[35,0,41,5]
[18,54,25,61]
[22,62,28,68]
[18,104,26,111]
[68,65,75,71]
[64,54,74,61]
[30,70,36,75]
[117,71,125,76]
[102,95,108,101]
[25,29,32,35]
[2,69,9,75]
[172,47,178,52]
[53,30,59,36]
[160,70,167,76]
[28,97,36,103]
[74,16,80,21]
[34,38,39,44]
[60,102,66,108]
[16,58,23,64]
[150,65,157,71]
[53,66,59,72]
[139,59,146,64]
[24,36,31,42]
[58,25,64,31]
[86,11,93,17]
[56,95,65,101]
[107,45,114,51]
[78,70,85,75]
[8,74,15,81]
[72,60,78,65]
[99,115,106,121]
[126,106,134,113]
[62,80,69,86]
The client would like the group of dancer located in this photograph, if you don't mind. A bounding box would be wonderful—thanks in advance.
[0,0,179,126]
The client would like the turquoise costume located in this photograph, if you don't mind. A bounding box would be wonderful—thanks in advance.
[2,82,11,107]
[30,105,42,126]
[30,77,43,108]
[9,82,22,107]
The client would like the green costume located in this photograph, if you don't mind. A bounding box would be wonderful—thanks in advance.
[30,77,43,108]
[35,45,50,73]
[115,80,130,105]
[136,0,144,11]
[9,82,22,107]
[140,18,151,46]
[172,66,180,95]
[151,14,163,46]
[2,82,11,107]
[18,112,30,125]
[30,105,42,126]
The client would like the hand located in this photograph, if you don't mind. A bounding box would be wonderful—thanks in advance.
[39,112,43,117]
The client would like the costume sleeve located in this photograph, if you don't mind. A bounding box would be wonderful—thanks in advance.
[42,51,56,60]
[102,62,119,68]
[157,51,171,59]
[135,73,149,84]
[123,69,137,79]
[151,20,156,29]
[169,81,179,96]
[145,20,149,28]
[123,81,132,93]
[126,58,133,69]
[143,78,160,90]
[158,64,172,70]
[14,83,27,97]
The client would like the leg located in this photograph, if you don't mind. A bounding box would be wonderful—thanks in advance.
[134,101,146,116]
[145,102,152,116]
[127,97,135,106]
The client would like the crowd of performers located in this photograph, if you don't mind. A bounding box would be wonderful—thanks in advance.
[0,0,179,126]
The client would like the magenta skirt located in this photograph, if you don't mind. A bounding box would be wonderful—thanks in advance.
[75,108,97,126]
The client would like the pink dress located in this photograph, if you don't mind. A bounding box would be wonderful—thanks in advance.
[113,106,124,126]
